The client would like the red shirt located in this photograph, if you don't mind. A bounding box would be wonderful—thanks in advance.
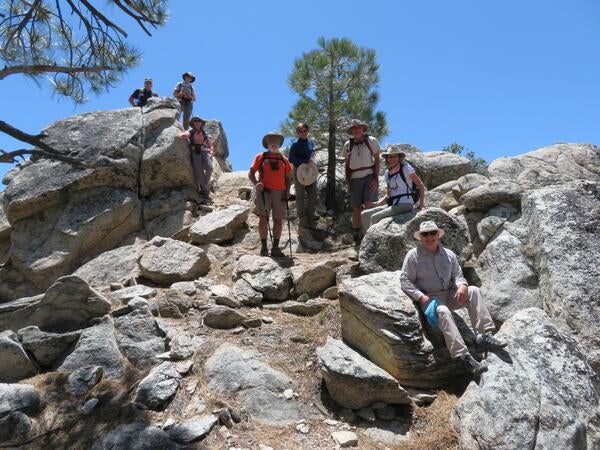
[251,152,292,191]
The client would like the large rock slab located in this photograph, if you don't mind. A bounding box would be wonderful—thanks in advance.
[0,331,38,382]
[317,337,410,409]
[232,256,292,302]
[294,264,336,297]
[451,308,600,450]
[168,415,218,444]
[189,204,250,244]
[74,243,143,288]
[57,316,125,379]
[134,361,181,411]
[114,307,165,369]
[523,181,600,372]
[405,151,474,188]
[0,383,41,417]
[91,422,179,450]
[138,236,210,285]
[339,272,465,388]
[204,343,315,425]
[451,173,490,198]
[459,180,522,211]
[0,276,111,333]
[487,143,600,191]
[17,326,81,369]
[359,207,471,274]
[214,171,253,198]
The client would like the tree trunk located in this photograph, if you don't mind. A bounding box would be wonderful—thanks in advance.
[325,120,337,209]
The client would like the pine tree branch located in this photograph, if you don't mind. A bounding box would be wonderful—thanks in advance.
[0,64,111,80]
[78,0,128,37]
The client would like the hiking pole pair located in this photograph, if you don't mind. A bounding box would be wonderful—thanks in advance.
[261,189,274,248]
[284,196,293,261]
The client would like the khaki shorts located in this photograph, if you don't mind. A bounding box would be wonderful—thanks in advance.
[254,188,287,220]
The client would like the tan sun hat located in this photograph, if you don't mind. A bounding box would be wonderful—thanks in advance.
[296,160,319,186]
[346,119,369,135]
[190,116,206,127]
[414,221,445,240]
[182,72,196,82]
[380,147,406,158]
[262,131,285,149]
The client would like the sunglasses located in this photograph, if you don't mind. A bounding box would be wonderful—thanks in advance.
[420,231,438,237]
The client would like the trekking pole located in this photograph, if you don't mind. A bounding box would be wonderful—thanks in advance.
[285,197,293,260]
[261,189,274,247]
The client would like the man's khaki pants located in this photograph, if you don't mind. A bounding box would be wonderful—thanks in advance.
[428,286,496,359]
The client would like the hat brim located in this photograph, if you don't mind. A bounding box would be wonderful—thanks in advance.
[381,152,406,158]
[414,229,445,240]
[190,117,206,126]
[182,73,196,82]
[262,134,285,149]
[296,161,319,185]
[347,124,369,135]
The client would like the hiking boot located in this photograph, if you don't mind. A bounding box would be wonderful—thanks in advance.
[260,246,269,257]
[475,333,508,352]
[458,354,488,376]
[270,246,285,257]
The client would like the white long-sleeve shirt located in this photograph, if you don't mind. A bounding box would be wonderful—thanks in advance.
[400,245,468,301]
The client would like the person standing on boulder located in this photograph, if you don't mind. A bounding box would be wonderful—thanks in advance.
[178,117,213,204]
[289,123,318,228]
[343,119,381,244]
[173,72,196,129]
[400,221,507,375]
[248,132,292,257]
[129,78,158,107]
[361,146,425,233]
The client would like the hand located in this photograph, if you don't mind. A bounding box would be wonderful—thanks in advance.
[420,294,430,307]
[417,202,425,209]
[454,285,468,306]
[256,182,264,192]
[369,178,379,193]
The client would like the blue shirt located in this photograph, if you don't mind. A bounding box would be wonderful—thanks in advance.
[288,138,314,167]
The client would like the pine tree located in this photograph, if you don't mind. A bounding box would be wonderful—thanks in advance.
[0,0,168,165]
[282,37,388,209]
[442,142,488,174]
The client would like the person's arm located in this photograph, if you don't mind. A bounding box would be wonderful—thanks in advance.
[177,130,190,140]
[173,83,182,98]
[410,172,426,209]
[128,96,136,107]
[450,251,469,305]
[205,137,214,154]
[288,142,298,167]
[400,252,427,305]
[369,138,381,192]
[376,188,389,206]
[249,156,264,191]
[343,143,351,186]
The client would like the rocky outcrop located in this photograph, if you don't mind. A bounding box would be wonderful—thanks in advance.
[317,337,411,409]
[451,308,600,450]
[359,207,471,274]
[459,180,522,211]
[405,151,474,188]
[73,243,143,288]
[339,271,464,388]
[487,143,600,191]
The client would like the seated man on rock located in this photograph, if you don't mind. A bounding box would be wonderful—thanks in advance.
[400,221,507,375]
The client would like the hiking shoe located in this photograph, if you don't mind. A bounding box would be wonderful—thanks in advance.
[352,230,362,245]
[270,247,285,257]
[475,333,508,352]
[458,354,488,376]
[260,247,269,257]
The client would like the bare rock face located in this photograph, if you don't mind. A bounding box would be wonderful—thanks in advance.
[138,236,210,285]
[294,264,336,297]
[359,207,471,274]
[459,180,522,211]
[0,331,38,382]
[316,337,411,409]
[405,151,474,188]
[487,143,600,191]
[73,243,144,289]
[189,204,250,244]
[339,271,465,388]
[17,326,81,370]
[451,308,600,450]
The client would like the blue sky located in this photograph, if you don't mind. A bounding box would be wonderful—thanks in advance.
[2,0,600,181]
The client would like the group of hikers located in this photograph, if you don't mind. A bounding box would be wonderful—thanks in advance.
[129,76,506,375]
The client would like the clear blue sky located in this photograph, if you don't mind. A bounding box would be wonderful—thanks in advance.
[2,0,599,181]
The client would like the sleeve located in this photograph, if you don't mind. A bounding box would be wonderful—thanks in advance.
[288,142,298,166]
[250,154,262,173]
[284,157,293,174]
[404,163,415,176]
[178,130,191,140]
[450,251,468,288]
[370,137,381,155]
[342,141,350,157]
[130,89,140,98]
[400,251,425,301]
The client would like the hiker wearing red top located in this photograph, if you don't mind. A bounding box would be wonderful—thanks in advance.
[248,131,292,257]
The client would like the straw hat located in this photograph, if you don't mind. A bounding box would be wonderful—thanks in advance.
[380,147,406,158]
[182,72,196,82]
[296,160,319,186]
[346,119,369,134]
[414,221,445,240]
[262,131,285,149]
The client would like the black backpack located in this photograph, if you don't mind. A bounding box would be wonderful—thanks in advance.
[387,163,420,205]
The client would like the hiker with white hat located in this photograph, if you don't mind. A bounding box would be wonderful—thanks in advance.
[288,123,319,228]
[173,72,196,129]
[360,146,425,234]
[248,131,293,257]
[178,116,213,204]
[399,221,507,375]
[342,119,381,244]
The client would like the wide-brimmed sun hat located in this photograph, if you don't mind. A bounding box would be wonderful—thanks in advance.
[296,160,319,186]
[182,72,196,82]
[414,221,445,240]
[190,116,206,127]
[346,119,369,135]
[262,131,285,149]
[380,147,406,158]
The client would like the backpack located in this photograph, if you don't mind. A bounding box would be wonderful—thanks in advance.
[258,152,288,186]
[386,163,420,205]
[345,134,378,180]
[177,82,195,103]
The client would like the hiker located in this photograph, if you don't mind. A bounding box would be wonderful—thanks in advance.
[343,119,381,244]
[129,78,158,107]
[361,147,425,233]
[173,72,196,129]
[248,131,292,257]
[178,116,213,204]
[400,221,507,375]
[289,123,318,228]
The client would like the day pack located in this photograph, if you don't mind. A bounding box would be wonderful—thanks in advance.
[386,163,420,205]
